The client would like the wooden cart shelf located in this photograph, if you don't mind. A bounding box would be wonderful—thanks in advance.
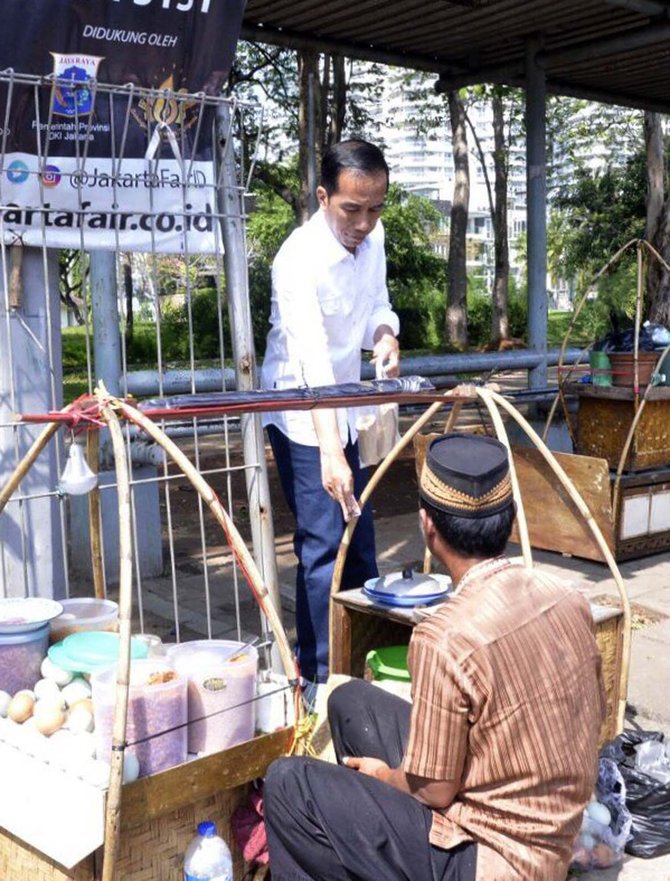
[331,588,624,747]
[563,382,670,401]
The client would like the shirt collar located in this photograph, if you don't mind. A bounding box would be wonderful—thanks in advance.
[452,556,514,596]
[313,208,371,267]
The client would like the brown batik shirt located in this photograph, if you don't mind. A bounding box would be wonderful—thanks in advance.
[403,557,606,881]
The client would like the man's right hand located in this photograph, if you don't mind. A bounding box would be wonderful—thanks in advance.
[320,451,360,522]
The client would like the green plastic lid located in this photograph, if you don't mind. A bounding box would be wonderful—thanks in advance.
[48,631,149,673]
[365,645,410,682]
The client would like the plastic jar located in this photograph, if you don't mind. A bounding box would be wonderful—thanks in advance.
[92,659,187,777]
[50,598,118,643]
[166,640,258,755]
[0,624,49,695]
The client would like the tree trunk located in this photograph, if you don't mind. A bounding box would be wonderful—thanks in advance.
[644,111,670,326]
[328,55,347,147]
[491,89,510,344]
[446,90,469,349]
[297,49,321,223]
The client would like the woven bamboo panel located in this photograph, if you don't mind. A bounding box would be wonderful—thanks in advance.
[115,786,246,881]
[0,828,96,881]
[594,613,624,747]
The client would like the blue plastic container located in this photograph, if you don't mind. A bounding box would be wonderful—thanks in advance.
[0,623,49,694]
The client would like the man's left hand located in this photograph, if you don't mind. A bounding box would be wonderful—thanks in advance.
[372,332,400,378]
[343,755,391,780]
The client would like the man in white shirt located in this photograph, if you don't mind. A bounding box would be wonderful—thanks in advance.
[261,140,400,691]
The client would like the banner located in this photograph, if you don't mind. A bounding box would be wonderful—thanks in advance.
[0,0,246,252]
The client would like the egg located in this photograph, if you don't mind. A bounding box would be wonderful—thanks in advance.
[33,701,66,736]
[8,691,35,723]
[67,704,94,734]
[49,729,80,769]
[82,758,111,788]
[0,690,11,717]
[62,678,92,707]
[75,731,97,758]
[34,679,65,706]
[579,831,596,851]
[586,801,612,828]
[41,656,73,687]
[22,727,51,761]
[592,841,616,868]
[571,846,592,870]
[69,697,93,715]
[123,751,140,783]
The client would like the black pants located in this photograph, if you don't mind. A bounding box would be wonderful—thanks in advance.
[264,680,477,881]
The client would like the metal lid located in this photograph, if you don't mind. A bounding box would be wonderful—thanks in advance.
[368,567,441,599]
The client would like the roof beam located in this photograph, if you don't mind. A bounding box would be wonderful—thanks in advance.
[240,22,450,72]
[538,21,670,67]
[436,71,670,113]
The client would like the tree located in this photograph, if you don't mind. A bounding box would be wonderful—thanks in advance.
[490,89,510,344]
[644,111,670,326]
[446,90,469,349]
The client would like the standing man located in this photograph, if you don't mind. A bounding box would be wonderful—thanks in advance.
[264,433,606,881]
[261,139,399,693]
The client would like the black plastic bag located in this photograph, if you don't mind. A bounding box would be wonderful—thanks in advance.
[593,322,670,353]
[601,730,670,858]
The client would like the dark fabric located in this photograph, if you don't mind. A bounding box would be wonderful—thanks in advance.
[267,425,378,683]
[264,681,478,881]
[425,433,509,496]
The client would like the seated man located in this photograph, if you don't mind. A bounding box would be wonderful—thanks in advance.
[264,433,606,881]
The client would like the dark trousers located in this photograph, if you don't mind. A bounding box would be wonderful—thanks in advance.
[264,680,478,881]
[267,425,378,683]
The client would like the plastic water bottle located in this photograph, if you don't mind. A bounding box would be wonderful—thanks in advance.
[183,821,233,881]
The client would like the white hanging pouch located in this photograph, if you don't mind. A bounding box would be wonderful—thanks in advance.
[356,360,400,468]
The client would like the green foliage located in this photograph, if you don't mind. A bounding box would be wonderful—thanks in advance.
[246,179,298,353]
[547,149,647,339]
[550,153,646,282]
[381,185,447,349]
[160,288,228,362]
[466,275,527,347]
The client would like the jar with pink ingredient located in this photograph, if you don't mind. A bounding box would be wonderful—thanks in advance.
[166,640,258,756]
[92,659,187,777]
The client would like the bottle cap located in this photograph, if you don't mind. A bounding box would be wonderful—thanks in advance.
[197,821,216,837]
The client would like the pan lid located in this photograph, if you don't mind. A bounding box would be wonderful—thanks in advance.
[365,567,444,599]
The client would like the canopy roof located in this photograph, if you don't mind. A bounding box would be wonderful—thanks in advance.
[241,0,670,113]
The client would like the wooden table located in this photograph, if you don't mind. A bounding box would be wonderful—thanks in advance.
[331,589,624,745]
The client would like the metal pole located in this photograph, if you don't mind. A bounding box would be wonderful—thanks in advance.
[215,102,283,630]
[90,251,121,395]
[307,71,319,217]
[525,37,548,391]
[0,248,65,599]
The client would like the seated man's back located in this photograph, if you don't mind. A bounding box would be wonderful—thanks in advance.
[406,559,606,880]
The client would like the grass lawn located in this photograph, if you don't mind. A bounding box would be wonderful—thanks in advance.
[62,308,597,403]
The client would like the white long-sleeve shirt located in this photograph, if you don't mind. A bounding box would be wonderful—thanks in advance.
[261,208,399,447]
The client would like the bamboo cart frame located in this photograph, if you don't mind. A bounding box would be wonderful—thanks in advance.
[0,380,633,877]
[329,385,632,737]
[0,388,305,881]
[543,239,670,560]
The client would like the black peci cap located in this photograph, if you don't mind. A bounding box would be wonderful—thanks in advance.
[419,433,514,519]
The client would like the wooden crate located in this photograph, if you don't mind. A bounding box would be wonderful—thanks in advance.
[571,384,670,472]
[510,447,614,561]
[509,445,670,562]
[0,727,293,881]
[332,589,624,747]
[616,468,670,561]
